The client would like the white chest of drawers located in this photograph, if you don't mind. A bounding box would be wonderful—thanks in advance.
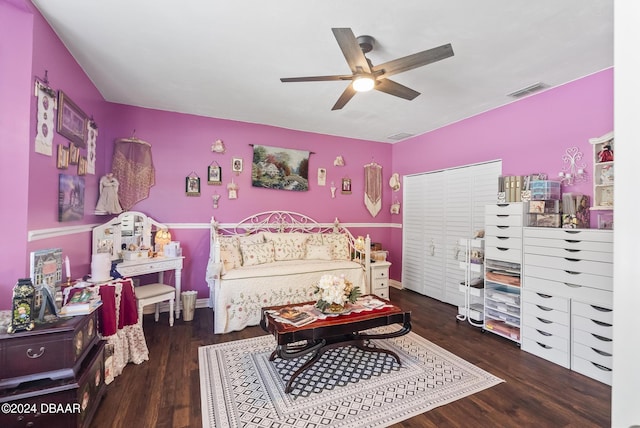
[522,227,613,384]
[370,261,391,299]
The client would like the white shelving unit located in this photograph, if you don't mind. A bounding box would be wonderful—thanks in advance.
[456,237,484,327]
[483,203,524,344]
[589,131,614,229]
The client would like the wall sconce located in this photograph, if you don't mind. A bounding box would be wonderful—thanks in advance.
[558,146,587,186]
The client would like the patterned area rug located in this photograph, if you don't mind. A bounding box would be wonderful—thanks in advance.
[199,326,503,428]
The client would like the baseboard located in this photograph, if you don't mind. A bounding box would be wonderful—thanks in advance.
[141,298,210,315]
[390,279,402,290]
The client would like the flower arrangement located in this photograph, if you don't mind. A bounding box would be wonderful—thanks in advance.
[314,274,361,313]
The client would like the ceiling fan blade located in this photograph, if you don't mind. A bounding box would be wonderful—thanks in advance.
[374,78,420,100]
[280,75,352,82]
[372,43,454,78]
[331,85,357,110]
[332,28,372,74]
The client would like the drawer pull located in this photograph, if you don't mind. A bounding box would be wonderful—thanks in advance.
[536,305,552,311]
[26,347,45,359]
[591,333,612,342]
[497,247,508,251]
[563,248,580,253]
[563,230,582,235]
[564,258,580,262]
[496,236,509,240]
[564,239,581,243]
[536,342,552,349]
[536,317,552,324]
[592,348,612,357]
[536,329,552,337]
[564,283,582,288]
[497,214,509,218]
[590,362,612,372]
[536,293,552,299]
[496,225,509,229]
[592,319,613,328]
[564,270,581,275]
[590,305,612,313]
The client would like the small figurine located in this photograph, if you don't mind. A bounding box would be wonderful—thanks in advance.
[598,144,614,163]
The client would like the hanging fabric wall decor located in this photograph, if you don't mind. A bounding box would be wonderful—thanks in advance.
[111,136,155,211]
[364,162,382,217]
[34,81,56,156]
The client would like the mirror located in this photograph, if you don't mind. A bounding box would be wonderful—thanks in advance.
[92,211,169,261]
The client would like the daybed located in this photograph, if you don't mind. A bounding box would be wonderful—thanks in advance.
[205,211,371,334]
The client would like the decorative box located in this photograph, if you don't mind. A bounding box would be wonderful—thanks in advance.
[371,250,388,262]
[122,250,149,261]
[530,180,561,200]
[0,311,99,389]
[0,341,106,428]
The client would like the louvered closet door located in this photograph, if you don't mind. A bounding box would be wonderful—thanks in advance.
[402,161,501,304]
[402,172,445,296]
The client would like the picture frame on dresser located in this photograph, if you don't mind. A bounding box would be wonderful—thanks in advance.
[57,91,87,147]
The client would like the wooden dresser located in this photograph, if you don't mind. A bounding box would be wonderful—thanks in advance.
[0,313,106,427]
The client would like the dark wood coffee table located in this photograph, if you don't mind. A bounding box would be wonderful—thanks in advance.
[260,296,411,393]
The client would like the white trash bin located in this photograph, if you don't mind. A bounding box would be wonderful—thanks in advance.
[181,291,197,321]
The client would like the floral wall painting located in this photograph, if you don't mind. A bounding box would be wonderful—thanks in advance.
[186,175,201,196]
[251,144,310,191]
[57,91,87,147]
[56,144,69,169]
[58,174,85,222]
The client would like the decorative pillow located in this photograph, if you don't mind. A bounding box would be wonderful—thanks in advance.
[238,232,265,246]
[240,241,275,266]
[264,232,309,261]
[306,233,324,246]
[322,233,351,260]
[305,244,333,261]
[218,236,242,272]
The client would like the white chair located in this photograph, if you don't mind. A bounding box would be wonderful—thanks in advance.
[135,283,175,327]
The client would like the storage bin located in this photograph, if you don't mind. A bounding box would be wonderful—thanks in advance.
[530,180,561,200]
[526,213,561,227]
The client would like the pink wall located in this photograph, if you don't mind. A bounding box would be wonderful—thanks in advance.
[0,1,613,307]
[0,1,33,296]
[388,69,614,279]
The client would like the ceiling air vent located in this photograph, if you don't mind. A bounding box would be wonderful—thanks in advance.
[507,82,548,99]
[387,132,414,141]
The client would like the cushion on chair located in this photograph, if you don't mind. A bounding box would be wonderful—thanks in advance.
[135,283,175,300]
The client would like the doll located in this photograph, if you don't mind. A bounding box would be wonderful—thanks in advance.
[598,144,614,163]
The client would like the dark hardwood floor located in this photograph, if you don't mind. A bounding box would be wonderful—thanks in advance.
[90,287,611,427]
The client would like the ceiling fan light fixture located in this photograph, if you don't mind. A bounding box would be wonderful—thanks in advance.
[352,75,375,92]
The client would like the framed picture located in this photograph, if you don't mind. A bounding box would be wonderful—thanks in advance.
[57,91,87,147]
[208,165,222,185]
[78,156,87,176]
[186,176,201,196]
[341,177,352,194]
[58,174,85,222]
[232,157,243,174]
[69,143,80,165]
[57,144,69,169]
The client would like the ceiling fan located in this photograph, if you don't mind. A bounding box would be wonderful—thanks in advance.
[280,28,454,110]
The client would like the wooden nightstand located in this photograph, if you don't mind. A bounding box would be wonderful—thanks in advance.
[370,261,391,299]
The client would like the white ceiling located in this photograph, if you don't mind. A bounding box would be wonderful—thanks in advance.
[31,0,613,143]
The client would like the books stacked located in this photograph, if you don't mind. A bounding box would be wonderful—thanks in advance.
[59,287,102,316]
[271,307,317,327]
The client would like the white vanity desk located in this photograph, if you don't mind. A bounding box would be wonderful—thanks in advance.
[93,211,185,320]
[115,255,185,319]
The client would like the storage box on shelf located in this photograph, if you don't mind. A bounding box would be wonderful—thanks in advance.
[524,200,561,228]
[456,238,484,326]
[522,227,613,385]
[589,131,614,228]
[530,180,561,201]
[483,203,524,344]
